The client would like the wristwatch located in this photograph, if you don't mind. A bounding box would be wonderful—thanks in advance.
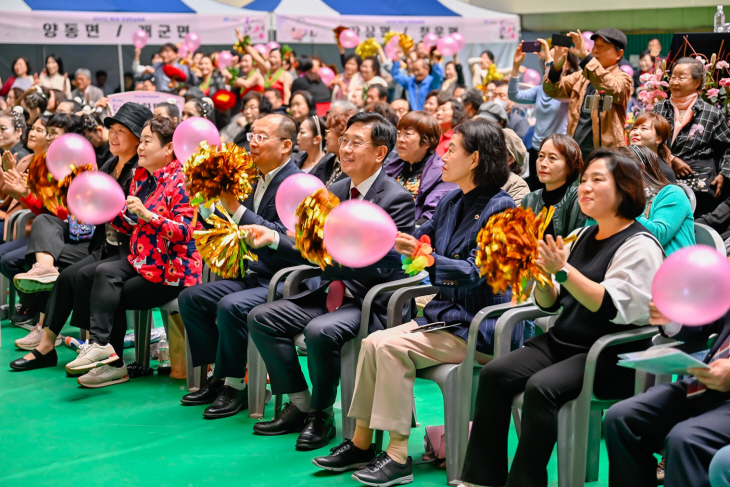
[545,61,554,68]
[555,266,570,283]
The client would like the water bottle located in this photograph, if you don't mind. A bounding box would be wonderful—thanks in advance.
[715,6,725,32]
[157,331,171,375]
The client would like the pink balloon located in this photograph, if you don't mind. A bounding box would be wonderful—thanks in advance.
[582,31,595,51]
[46,133,97,180]
[423,33,439,48]
[436,35,458,57]
[451,32,466,51]
[652,245,730,326]
[132,29,148,49]
[178,44,189,58]
[522,68,543,86]
[266,41,281,51]
[620,64,634,77]
[323,200,397,268]
[172,117,220,165]
[67,171,126,225]
[388,35,400,47]
[217,50,233,70]
[184,32,201,52]
[254,44,270,57]
[385,43,399,61]
[339,29,360,49]
[318,67,335,86]
[275,174,325,232]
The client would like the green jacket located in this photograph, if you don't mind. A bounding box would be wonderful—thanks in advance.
[521,183,585,238]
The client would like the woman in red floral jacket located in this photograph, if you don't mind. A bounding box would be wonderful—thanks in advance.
[63,116,202,388]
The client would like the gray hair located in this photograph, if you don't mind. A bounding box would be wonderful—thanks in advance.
[673,57,706,83]
[75,68,92,80]
[330,100,357,114]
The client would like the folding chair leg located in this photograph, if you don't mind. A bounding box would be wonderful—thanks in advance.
[185,331,201,392]
[512,407,522,438]
[247,338,269,419]
[441,370,472,485]
[340,340,357,439]
[585,409,603,482]
[136,309,152,368]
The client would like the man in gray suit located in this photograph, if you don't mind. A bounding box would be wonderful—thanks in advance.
[71,68,104,107]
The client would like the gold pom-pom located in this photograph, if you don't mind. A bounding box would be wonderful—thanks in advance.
[27,153,64,215]
[355,38,381,60]
[183,141,259,208]
[382,32,414,53]
[474,206,555,303]
[294,188,340,270]
[194,204,257,279]
[57,164,96,207]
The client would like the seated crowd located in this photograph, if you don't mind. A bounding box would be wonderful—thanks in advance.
[3,24,730,487]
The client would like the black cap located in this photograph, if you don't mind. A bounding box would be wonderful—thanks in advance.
[591,28,627,51]
[184,87,205,101]
[104,102,153,139]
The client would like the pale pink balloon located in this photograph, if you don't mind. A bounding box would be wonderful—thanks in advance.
[620,64,634,77]
[423,32,439,48]
[172,117,220,165]
[385,43,399,61]
[522,68,543,86]
[582,31,595,51]
[266,41,281,51]
[388,35,400,47]
[339,29,360,49]
[254,44,270,57]
[317,67,335,86]
[652,245,730,326]
[323,200,397,268]
[184,32,202,52]
[217,50,233,70]
[132,29,148,49]
[451,32,466,51]
[178,44,189,58]
[275,174,325,232]
[437,35,458,57]
[46,133,97,180]
[67,171,126,225]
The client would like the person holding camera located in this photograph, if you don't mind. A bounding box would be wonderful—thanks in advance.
[543,28,633,161]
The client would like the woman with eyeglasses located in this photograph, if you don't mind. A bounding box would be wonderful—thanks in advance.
[652,56,730,216]
[385,110,457,225]
[295,115,326,173]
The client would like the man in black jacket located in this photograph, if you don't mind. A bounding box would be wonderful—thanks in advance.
[605,303,730,487]
[242,112,416,451]
[177,114,305,419]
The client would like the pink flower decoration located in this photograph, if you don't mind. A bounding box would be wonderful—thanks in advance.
[640,73,653,83]
[717,61,730,70]
[707,88,720,98]
[689,124,705,138]
[720,78,730,88]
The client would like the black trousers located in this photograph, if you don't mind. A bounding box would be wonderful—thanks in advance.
[526,147,544,192]
[26,214,89,264]
[460,333,637,487]
[249,289,362,411]
[44,250,121,335]
[178,274,278,379]
[85,258,183,359]
[605,381,730,487]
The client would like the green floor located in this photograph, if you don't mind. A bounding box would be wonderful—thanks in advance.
[0,316,612,487]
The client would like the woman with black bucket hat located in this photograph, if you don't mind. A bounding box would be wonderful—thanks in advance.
[10,102,154,371]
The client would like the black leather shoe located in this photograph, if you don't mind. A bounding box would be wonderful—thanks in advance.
[351,453,413,486]
[296,410,336,451]
[253,402,308,436]
[181,377,224,406]
[202,386,249,419]
[313,439,377,471]
[10,348,57,371]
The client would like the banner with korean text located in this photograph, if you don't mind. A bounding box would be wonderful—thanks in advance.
[0,11,268,45]
[275,14,519,45]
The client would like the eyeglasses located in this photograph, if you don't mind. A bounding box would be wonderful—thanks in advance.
[246,133,287,144]
[338,136,373,149]
[669,75,691,82]
[396,131,417,140]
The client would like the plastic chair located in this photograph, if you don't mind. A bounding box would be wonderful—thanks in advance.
[495,306,658,487]
[677,183,696,213]
[3,210,35,325]
[694,222,726,256]
[383,284,535,485]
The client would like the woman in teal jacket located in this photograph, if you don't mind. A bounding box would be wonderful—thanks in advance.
[624,144,695,255]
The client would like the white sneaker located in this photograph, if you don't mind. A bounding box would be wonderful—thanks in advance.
[14,324,62,351]
[65,341,118,374]
[77,364,129,388]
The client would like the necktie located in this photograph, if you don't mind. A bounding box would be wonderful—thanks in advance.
[326,186,359,312]
[686,336,730,397]
[351,187,360,200]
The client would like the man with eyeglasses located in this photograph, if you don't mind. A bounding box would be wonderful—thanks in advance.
[178,113,306,420]
[543,28,633,160]
[241,112,416,452]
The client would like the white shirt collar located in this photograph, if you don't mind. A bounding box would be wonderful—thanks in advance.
[350,167,381,199]
[260,158,290,186]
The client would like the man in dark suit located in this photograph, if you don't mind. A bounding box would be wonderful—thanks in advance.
[605,303,730,487]
[177,114,304,419]
[242,112,416,451]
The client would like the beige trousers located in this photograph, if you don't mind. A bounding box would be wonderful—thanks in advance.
[348,320,468,437]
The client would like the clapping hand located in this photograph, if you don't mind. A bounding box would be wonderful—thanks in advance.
[3,168,29,199]
[536,235,567,276]
[126,196,154,222]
